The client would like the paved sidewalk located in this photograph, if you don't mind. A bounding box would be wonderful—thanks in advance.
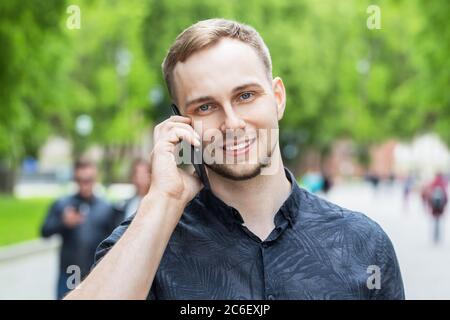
[0,237,60,300]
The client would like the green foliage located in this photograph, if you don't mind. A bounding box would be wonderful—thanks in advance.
[0,0,67,165]
[0,0,448,175]
[140,0,449,149]
[63,0,155,148]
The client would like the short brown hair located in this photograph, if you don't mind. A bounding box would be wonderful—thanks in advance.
[74,158,95,171]
[162,18,272,101]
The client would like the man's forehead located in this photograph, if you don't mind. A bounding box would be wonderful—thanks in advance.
[172,38,269,104]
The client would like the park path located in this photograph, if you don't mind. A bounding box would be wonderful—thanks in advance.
[0,237,59,299]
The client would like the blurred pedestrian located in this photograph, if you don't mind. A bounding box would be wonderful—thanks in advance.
[114,158,151,223]
[41,159,116,299]
[322,174,332,193]
[425,173,448,243]
[403,173,415,209]
[365,171,380,192]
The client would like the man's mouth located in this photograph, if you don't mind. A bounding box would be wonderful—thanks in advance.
[222,138,257,156]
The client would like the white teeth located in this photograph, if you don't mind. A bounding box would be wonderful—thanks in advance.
[226,143,247,151]
[224,139,255,151]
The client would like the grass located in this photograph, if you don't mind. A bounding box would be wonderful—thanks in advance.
[0,195,53,247]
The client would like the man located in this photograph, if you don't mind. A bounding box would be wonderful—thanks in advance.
[114,159,151,222]
[41,159,116,299]
[66,19,404,300]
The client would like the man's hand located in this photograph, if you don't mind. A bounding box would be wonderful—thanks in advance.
[62,207,85,228]
[149,115,203,204]
[64,115,205,299]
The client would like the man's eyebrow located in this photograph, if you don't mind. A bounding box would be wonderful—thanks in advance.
[231,82,264,94]
[185,96,216,110]
[184,83,264,109]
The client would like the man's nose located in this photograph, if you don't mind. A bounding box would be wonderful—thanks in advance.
[220,103,246,131]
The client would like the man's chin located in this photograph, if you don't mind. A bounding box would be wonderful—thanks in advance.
[206,163,262,181]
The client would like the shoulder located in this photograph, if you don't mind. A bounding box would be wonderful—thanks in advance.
[50,195,74,210]
[297,189,404,299]
[298,188,390,251]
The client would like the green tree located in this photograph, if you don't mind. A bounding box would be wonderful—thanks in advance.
[0,0,67,192]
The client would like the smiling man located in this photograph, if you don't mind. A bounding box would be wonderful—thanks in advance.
[66,18,404,300]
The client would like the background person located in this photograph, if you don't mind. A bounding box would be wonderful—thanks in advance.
[114,158,151,223]
[41,159,116,299]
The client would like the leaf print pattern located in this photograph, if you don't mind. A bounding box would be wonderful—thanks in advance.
[94,168,405,300]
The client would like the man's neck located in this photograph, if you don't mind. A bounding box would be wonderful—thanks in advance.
[207,152,292,241]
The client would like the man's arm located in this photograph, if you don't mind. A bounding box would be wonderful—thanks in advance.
[41,201,65,238]
[65,115,202,299]
[65,189,187,299]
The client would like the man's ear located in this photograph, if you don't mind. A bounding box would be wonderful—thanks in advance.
[272,77,286,121]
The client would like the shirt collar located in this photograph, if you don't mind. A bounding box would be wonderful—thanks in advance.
[196,167,302,228]
[279,168,302,226]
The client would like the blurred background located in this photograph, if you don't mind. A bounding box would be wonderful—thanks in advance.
[0,0,449,299]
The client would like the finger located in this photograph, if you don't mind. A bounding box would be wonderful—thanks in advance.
[166,127,201,147]
[156,116,191,130]
[164,122,201,141]
[154,118,197,145]
[168,115,192,123]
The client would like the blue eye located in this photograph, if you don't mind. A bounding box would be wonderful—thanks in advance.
[239,92,253,100]
[197,104,211,113]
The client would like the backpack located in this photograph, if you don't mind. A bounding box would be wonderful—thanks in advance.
[430,187,446,211]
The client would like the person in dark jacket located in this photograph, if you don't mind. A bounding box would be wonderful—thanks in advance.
[41,159,116,299]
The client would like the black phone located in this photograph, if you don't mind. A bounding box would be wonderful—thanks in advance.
[171,104,211,190]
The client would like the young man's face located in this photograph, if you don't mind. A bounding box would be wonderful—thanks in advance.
[172,38,286,181]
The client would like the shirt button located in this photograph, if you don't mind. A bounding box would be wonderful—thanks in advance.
[267,294,275,300]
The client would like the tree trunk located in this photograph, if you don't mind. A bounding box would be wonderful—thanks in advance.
[0,162,16,194]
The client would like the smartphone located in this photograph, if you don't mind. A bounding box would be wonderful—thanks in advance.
[171,104,211,190]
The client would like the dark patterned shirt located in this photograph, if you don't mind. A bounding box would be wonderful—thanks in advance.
[94,168,405,300]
